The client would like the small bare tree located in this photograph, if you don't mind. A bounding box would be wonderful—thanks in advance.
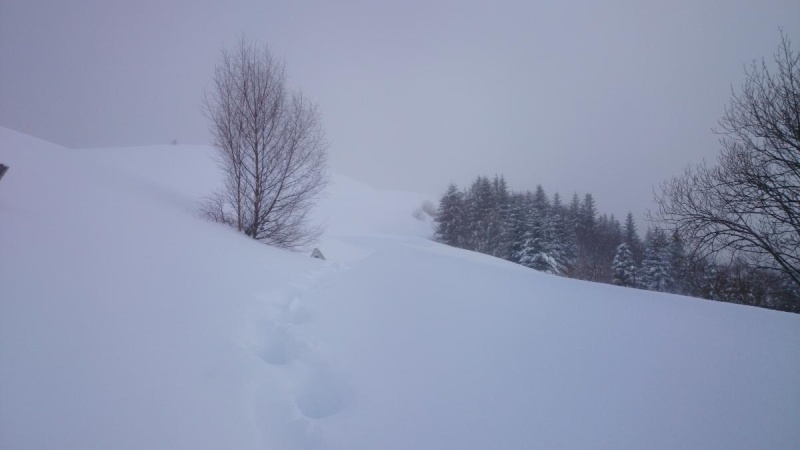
[203,39,328,249]
[654,33,800,289]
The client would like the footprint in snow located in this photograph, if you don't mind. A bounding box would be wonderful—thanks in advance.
[257,322,301,365]
[245,289,307,365]
[248,270,353,427]
[294,364,353,419]
[285,294,311,325]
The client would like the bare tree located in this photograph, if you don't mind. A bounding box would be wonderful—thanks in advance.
[203,39,328,249]
[654,32,800,288]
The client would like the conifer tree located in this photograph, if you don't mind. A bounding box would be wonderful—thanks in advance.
[506,193,529,264]
[623,212,644,264]
[511,193,560,274]
[513,201,540,264]
[551,192,563,212]
[517,214,559,274]
[578,194,597,232]
[532,185,550,214]
[639,228,673,292]
[549,192,574,271]
[464,176,494,252]
[612,242,637,287]
[434,183,465,247]
[568,193,581,222]
[575,193,601,280]
[490,175,511,258]
[669,230,688,294]
[591,214,623,283]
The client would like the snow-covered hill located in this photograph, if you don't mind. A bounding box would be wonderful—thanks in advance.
[1,128,798,449]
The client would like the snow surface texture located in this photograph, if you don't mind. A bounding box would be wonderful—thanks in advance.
[1,127,799,449]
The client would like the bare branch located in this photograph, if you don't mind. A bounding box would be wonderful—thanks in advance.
[653,32,800,290]
[202,38,328,249]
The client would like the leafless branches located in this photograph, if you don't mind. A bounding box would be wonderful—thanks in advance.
[202,39,328,249]
[654,32,800,288]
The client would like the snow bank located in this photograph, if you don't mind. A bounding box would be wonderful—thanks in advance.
[1,127,798,449]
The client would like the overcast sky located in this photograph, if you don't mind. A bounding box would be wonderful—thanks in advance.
[1,0,798,225]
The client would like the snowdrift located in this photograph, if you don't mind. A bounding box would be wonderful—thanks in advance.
[1,127,798,449]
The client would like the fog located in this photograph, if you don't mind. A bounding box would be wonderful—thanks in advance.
[1,0,798,223]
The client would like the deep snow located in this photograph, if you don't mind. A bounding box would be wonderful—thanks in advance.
[1,128,799,449]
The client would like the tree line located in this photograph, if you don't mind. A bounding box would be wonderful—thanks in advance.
[433,176,798,312]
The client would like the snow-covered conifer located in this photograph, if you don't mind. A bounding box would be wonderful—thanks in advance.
[612,242,637,287]
[639,228,673,292]
[623,212,644,264]
[434,183,465,247]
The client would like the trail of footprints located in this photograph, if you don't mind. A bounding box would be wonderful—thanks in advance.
[247,266,352,423]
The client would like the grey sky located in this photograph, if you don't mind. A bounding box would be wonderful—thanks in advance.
[1,0,798,225]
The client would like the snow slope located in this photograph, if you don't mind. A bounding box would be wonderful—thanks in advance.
[1,128,799,449]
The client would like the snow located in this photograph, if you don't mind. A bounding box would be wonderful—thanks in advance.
[1,127,799,449]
